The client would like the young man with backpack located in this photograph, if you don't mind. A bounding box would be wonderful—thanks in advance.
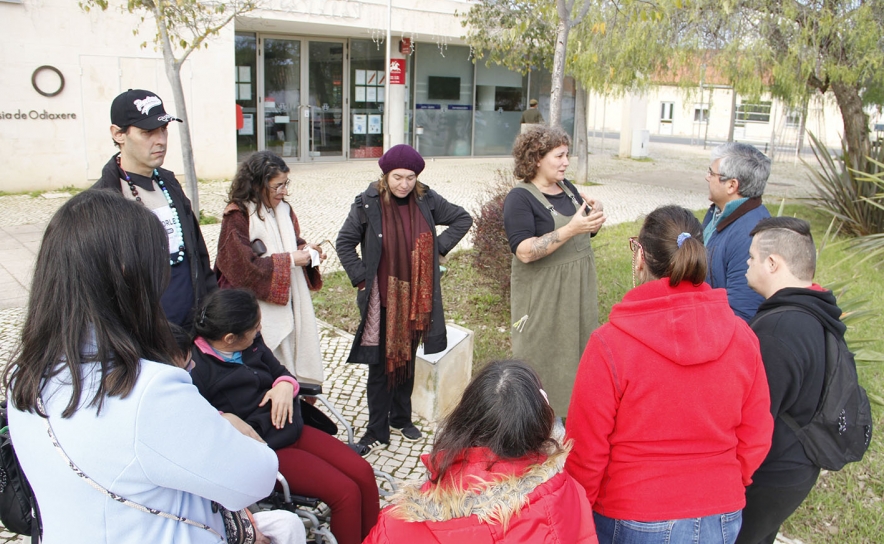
[738,217,872,544]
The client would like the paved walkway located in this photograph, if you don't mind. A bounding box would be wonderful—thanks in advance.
[0,140,816,542]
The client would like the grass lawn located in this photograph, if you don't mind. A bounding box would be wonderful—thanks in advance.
[312,202,883,543]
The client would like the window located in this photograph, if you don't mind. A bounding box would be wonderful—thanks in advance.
[693,105,709,123]
[660,102,674,122]
[736,101,772,123]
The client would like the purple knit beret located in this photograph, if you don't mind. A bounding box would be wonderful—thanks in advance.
[378,144,425,176]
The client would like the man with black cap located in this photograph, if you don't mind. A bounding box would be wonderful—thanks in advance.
[520,98,544,125]
[93,89,216,328]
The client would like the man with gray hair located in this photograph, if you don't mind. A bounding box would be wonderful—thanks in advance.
[738,217,843,543]
[702,142,771,321]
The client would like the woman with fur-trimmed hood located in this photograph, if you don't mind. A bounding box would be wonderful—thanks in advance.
[364,360,598,543]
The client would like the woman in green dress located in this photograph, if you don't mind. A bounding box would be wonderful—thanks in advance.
[503,125,607,415]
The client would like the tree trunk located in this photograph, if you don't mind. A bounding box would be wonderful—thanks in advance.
[549,18,569,128]
[830,82,871,170]
[574,82,588,184]
[795,96,809,158]
[154,1,201,214]
[727,87,737,142]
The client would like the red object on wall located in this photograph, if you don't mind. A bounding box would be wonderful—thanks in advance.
[399,38,411,55]
[235,104,244,130]
[389,59,406,85]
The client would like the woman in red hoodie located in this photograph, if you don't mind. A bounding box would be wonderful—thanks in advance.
[365,360,598,543]
[565,205,773,544]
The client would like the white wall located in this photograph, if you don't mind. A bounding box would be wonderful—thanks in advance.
[0,0,235,192]
[587,85,851,154]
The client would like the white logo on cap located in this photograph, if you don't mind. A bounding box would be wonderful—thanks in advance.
[134,96,162,116]
[157,114,176,123]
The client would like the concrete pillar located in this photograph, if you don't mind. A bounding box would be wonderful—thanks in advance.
[619,93,649,158]
[387,45,406,147]
[412,324,474,424]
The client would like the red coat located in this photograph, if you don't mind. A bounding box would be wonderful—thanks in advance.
[364,446,598,543]
[565,279,773,522]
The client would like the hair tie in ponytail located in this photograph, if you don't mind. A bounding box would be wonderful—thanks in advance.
[676,232,692,248]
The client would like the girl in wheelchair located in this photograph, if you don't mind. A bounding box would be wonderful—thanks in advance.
[189,288,379,544]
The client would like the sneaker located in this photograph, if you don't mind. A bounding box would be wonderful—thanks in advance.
[391,424,422,442]
[354,434,388,457]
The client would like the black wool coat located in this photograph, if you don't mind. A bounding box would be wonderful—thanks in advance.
[335,182,473,364]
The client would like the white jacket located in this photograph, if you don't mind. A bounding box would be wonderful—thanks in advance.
[9,359,279,543]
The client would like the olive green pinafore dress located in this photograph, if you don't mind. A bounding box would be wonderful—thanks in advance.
[510,182,599,415]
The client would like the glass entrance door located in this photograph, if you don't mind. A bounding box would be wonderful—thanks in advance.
[263,38,301,160]
[306,41,345,159]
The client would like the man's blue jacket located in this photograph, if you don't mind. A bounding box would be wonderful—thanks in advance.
[702,196,770,322]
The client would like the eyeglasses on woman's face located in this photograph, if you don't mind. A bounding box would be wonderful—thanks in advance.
[268,179,291,194]
[629,236,643,254]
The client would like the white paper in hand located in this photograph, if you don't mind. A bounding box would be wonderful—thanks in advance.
[308,247,321,267]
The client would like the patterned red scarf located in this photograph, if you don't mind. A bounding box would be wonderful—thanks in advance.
[380,193,434,384]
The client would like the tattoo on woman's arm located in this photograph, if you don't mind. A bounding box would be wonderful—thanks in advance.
[530,230,561,260]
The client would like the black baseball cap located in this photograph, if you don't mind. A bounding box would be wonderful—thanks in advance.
[111,89,183,130]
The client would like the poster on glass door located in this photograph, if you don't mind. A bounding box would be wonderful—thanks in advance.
[353,114,367,134]
[368,115,382,134]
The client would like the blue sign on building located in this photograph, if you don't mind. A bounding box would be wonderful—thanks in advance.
[448,105,472,111]
[416,104,441,110]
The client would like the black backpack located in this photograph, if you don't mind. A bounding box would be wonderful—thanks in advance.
[760,306,873,471]
[0,401,40,537]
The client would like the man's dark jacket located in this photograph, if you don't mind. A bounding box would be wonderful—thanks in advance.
[749,286,845,486]
[94,154,216,325]
[702,197,770,321]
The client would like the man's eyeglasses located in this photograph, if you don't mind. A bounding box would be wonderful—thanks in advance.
[707,167,724,179]
[269,179,291,194]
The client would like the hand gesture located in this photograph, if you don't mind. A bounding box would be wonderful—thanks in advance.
[580,195,607,234]
[566,201,597,235]
[221,413,265,444]
[259,381,294,429]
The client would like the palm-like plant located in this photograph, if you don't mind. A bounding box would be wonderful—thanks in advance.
[805,132,884,240]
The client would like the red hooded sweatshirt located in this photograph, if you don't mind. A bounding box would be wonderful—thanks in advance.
[565,279,773,521]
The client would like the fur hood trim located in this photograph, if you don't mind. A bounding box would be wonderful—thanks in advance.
[389,442,571,529]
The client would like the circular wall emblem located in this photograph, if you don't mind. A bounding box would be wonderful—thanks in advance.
[32,66,65,97]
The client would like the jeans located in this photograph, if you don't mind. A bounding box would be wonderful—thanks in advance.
[594,510,743,544]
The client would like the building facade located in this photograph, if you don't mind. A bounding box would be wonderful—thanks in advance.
[1,0,576,191]
[2,0,871,192]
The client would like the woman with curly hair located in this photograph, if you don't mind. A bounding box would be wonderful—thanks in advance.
[503,125,607,416]
[215,151,326,385]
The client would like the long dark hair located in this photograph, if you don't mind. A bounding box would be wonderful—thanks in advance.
[193,288,260,342]
[3,190,178,417]
[638,205,707,287]
[228,151,290,218]
[429,360,560,484]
